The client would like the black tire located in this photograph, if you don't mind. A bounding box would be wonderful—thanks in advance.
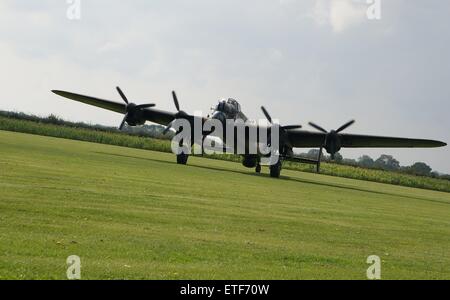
[270,161,282,178]
[255,164,261,173]
[176,153,189,165]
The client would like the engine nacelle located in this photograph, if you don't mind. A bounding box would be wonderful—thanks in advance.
[324,131,342,159]
[125,107,146,126]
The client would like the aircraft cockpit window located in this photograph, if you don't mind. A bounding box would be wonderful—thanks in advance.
[212,98,243,121]
[227,98,241,112]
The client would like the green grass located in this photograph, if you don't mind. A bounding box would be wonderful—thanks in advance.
[0,115,172,153]
[283,162,450,193]
[1,130,450,279]
[1,115,449,192]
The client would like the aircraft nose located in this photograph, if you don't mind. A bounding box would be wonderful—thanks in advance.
[212,111,226,123]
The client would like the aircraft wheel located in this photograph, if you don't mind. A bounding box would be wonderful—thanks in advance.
[255,164,261,173]
[270,160,282,178]
[176,153,189,165]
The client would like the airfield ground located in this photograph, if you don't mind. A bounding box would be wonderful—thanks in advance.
[0,130,449,279]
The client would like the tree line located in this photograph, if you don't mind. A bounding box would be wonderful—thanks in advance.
[299,149,449,180]
[0,110,170,140]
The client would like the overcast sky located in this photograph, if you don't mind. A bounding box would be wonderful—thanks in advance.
[0,0,449,173]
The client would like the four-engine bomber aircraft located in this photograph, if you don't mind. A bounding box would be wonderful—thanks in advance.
[52,88,447,178]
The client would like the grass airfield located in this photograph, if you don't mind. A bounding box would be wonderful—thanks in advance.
[0,130,449,279]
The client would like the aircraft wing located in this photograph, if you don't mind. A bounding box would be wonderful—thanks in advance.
[52,90,446,148]
[52,90,126,114]
[52,90,176,126]
[339,133,447,148]
[287,130,446,148]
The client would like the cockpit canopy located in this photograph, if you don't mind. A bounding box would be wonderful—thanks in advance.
[211,98,248,123]
[216,98,241,112]
[215,98,241,117]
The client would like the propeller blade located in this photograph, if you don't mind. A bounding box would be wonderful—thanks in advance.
[336,120,355,133]
[119,112,128,130]
[282,125,302,130]
[136,103,156,109]
[261,106,273,124]
[163,121,173,135]
[116,87,129,104]
[172,91,180,111]
[308,122,327,133]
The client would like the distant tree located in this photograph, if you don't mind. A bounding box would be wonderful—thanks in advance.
[430,171,440,178]
[374,154,400,171]
[333,152,343,163]
[342,158,358,166]
[440,174,450,181]
[408,162,432,176]
[304,149,321,159]
[358,155,374,168]
[46,114,64,125]
[400,166,410,173]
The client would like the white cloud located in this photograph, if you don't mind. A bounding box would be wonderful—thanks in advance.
[311,0,329,26]
[97,42,123,54]
[311,0,366,32]
[330,0,366,32]
[268,48,283,62]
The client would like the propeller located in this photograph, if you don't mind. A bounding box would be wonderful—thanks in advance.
[308,120,355,160]
[261,106,273,124]
[309,120,354,134]
[172,90,180,112]
[163,91,190,134]
[163,91,210,155]
[260,107,302,157]
[282,125,303,130]
[116,86,155,130]
[261,106,302,131]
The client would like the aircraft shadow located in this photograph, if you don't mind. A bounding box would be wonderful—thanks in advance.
[93,151,449,206]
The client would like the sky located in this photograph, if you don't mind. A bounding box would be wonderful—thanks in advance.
[0,0,449,173]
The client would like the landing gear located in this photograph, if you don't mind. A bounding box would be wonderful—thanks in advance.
[255,164,261,173]
[269,158,282,178]
[176,136,189,165]
[177,153,189,165]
